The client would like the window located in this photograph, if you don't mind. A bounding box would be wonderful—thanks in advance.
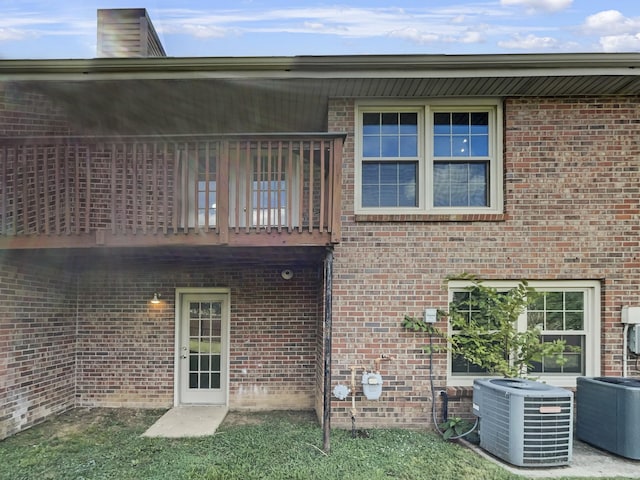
[447,280,600,387]
[356,100,502,215]
[180,141,300,230]
[433,111,489,207]
[249,154,293,228]
[181,144,218,229]
[229,142,300,229]
[527,291,586,375]
[361,111,419,208]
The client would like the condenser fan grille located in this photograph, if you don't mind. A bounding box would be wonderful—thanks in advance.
[522,396,573,464]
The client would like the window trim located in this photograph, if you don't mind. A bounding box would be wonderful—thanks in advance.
[446,279,601,388]
[355,99,503,216]
[358,105,425,210]
[228,148,301,229]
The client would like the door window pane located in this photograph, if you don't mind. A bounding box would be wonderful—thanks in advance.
[251,151,288,228]
[188,301,223,390]
[184,145,217,228]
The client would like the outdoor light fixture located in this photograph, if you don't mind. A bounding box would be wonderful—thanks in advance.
[150,292,161,304]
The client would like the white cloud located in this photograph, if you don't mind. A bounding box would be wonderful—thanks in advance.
[500,0,572,14]
[583,10,640,35]
[498,33,559,49]
[303,22,325,31]
[180,24,231,39]
[461,30,485,44]
[599,34,640,52]
[581,10,640,52]
[159,6,500,43]
[388,27,440,44]
[0,27,28,41]
[157,5,583,54]
[0,8,93,41]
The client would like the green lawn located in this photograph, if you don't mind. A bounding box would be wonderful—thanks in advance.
[0,408,629,480]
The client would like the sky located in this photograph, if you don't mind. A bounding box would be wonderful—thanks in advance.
[1,0,640,59]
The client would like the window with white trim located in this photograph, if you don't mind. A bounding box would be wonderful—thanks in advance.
[447,280,601,387]
[356,100,503,215]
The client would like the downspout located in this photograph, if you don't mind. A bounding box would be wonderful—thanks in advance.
[75,273,80,407]
[322,247,334,454]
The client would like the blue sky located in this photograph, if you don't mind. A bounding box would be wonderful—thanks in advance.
[1,0,640,59]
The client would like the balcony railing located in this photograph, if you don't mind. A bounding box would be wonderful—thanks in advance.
[0,134,343,249]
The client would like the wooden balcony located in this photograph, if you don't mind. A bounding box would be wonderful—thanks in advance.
[0,134,343,249]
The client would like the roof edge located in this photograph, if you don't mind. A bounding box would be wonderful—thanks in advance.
[2,52,640,79]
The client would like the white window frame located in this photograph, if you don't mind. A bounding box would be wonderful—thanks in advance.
[446,279,601,388]
[229,151,300,229]
[355,99,503,215]
[181,148,217,229]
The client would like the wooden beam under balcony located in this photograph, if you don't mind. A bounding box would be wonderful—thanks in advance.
[0,133,344,250]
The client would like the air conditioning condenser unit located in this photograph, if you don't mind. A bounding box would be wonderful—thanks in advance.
[473,378,573,467]
[576,376,640,460]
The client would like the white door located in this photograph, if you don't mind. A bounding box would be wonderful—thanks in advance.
[178,293,229,404]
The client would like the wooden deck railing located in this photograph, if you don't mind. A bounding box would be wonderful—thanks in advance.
[0,134,343,249]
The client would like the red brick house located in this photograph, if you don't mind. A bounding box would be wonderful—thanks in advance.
[2,9,640,440]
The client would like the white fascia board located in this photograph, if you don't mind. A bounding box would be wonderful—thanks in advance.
[1,52,640,81]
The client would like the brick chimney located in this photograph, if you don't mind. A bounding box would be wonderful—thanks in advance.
[97,8,166,58]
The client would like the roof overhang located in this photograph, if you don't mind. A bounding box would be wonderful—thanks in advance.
[3,53,640,134]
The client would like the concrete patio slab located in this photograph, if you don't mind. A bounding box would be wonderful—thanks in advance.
[142,405,228,438]
[463,438,640,478]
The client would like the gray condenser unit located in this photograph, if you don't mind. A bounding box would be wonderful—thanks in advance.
[576,376,640,460]
[473,378,573,467]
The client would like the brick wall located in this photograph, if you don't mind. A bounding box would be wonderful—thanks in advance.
[0,247,324,439]
[0,253,76,440]
[328,96,640,429]
[0,83,72,136]
[75,256,323,410]
[3,87,640,436]
[0,84,77,439]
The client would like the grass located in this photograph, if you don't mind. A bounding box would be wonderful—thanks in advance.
[0,408,632,480]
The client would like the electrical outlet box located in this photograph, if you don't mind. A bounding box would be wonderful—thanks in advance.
[629,325,640,355]
[424,308,437,324]
[622,306,640,324]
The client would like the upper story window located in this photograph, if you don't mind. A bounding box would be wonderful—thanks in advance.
[433,111,489,207]
[181,144,218,229]
[362,111,419,208]
[248,154,297,228]
[180,141,300,230]
[447,280,601,388]
[356,100,503,215]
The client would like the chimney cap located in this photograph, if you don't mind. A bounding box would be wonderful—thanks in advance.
[97,8,166,58]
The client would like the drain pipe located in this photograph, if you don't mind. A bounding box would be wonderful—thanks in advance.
[322,248,334,453]
[440,390,449,423]
[350,366,358,438]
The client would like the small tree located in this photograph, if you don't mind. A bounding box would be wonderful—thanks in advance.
[403,277,571,378]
